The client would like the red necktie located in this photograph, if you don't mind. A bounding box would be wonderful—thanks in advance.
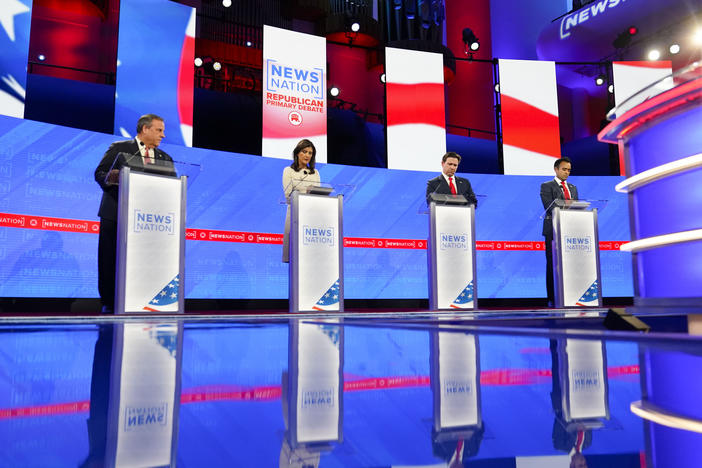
[144,146,152,164]
[449,177,457,195]
[561,181,570,200]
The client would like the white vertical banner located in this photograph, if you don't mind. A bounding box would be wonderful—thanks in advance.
[437,333,479,428]
[565,339,608,420]
[386,47,446,171]
[499,59,561,175]
[556,209,600,307]
[263,25,327,162]
[291,193,341,312]
[612,61,673,117]
[430,204,475,310]
[119,172,183,313]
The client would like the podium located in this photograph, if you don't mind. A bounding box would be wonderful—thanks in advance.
[289,185,350,313]
[112,157,198,314]
[546,199,606,308]
[426,194,477,310]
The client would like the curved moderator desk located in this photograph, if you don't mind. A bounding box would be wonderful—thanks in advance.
[599,65,702,306]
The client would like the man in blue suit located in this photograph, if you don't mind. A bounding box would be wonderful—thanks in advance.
[426,152,477,206]
[540,157,579,306]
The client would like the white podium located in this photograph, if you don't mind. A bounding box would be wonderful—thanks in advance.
[115,167,187,314]
[549,199,606,308]
[289,188,344,313]
[427,194,477,310]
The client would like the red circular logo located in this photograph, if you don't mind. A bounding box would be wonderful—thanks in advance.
[288,111,302,126]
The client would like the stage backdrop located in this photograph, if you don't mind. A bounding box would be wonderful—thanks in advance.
[113,0,194,147]
[0,115,632,299]
[0,0,32,119]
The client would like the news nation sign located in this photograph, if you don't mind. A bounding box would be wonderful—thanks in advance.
[262,25,327,162]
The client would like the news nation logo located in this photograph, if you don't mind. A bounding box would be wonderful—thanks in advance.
[301,388,335,409]
[564,236,592,253]
[266,60,324,100]
[133,210,175,235]
[124,404,168,432]
[303,225,335,247]
[440,232,468,250]
[572,369,601,392]
[559,0,626,39]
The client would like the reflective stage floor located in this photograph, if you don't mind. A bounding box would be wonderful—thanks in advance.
[1,310,700,467]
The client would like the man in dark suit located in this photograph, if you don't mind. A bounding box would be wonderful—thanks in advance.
[94,114,175,313]
[426,152,477,206]
[540,157,578,306]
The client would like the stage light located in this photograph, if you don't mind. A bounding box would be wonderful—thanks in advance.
[213,61,222,71]
[628,26,638,36]
[693,27,702,45]
[37,54,45,61]
[595,74,605,86]
[669,43,680,54]
[608,84,614,94]
[246,41,252,47]
[613,26,637,49]
[194,57,203,67]
[379,73,386,83]
[329,86,340,97]
[222,0,232,7]
[351,22,360,32]
[462,28,480,53]
[647,49,661,61]
[494,83,500,93]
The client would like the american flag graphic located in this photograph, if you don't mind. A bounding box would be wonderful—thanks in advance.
[450,280,474,309]
[318,324,340,348]
[143,275,180,311]
[575,280,599,306]
[312,279,340,311]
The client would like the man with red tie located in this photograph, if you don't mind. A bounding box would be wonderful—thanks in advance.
[540,157,579,306]
[425,152,477,206]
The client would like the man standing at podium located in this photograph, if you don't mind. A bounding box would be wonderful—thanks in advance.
[540,157,578,306]
[94,114,174,313]
[426,152,477,206]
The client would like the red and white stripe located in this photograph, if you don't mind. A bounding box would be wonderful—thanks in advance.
[385,47,446,172]
[499,59,561,175]
[612,61,673,117]
[177,8,196,147]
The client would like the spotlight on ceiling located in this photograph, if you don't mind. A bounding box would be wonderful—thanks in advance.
[608,84,614,94]
[379,73,386,84]
[693,27,702,45]
[213,61,222,71]
[194,57,203,67]
[329,86,340,97]
[669,43,680,54]
[595,74,606,86]
[222,0,232,7]
[647,49,661,61]
[351,22,360,33]
[246,41,252,47]
[37,54,46,61]
[462,28,480,53]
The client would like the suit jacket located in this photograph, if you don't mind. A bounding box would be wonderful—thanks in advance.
[540,179,578,236]
[94,139,175,221]
[426,174,478,207]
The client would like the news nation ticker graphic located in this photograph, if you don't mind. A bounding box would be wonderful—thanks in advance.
[0,0,32,119]
[262,25,327,162]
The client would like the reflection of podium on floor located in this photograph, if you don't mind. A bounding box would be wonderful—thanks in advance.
[544,199,607,308]
[426,193,478,310]
[288,184,353,313]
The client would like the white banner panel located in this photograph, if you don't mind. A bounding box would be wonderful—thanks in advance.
[499,59,561,175]
[294,194,341,311]
[557,209,599,307]
[121,172,183,313]
[386,47,446,172]
[612,61,673,117]
[296,321,341,443]
[114,323,180,467]
[438,333,479,428]
[431,204,475,309]
[263,25,327,162]
[565,339,607,420]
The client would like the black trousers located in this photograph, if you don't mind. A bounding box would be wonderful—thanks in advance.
[545,233,555,304]
[97,218,117,308]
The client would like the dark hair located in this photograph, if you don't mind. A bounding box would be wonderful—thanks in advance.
[136,114,165,134]
[290,139,316,173]
[442,151,461,164]
[554,157,572,169]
